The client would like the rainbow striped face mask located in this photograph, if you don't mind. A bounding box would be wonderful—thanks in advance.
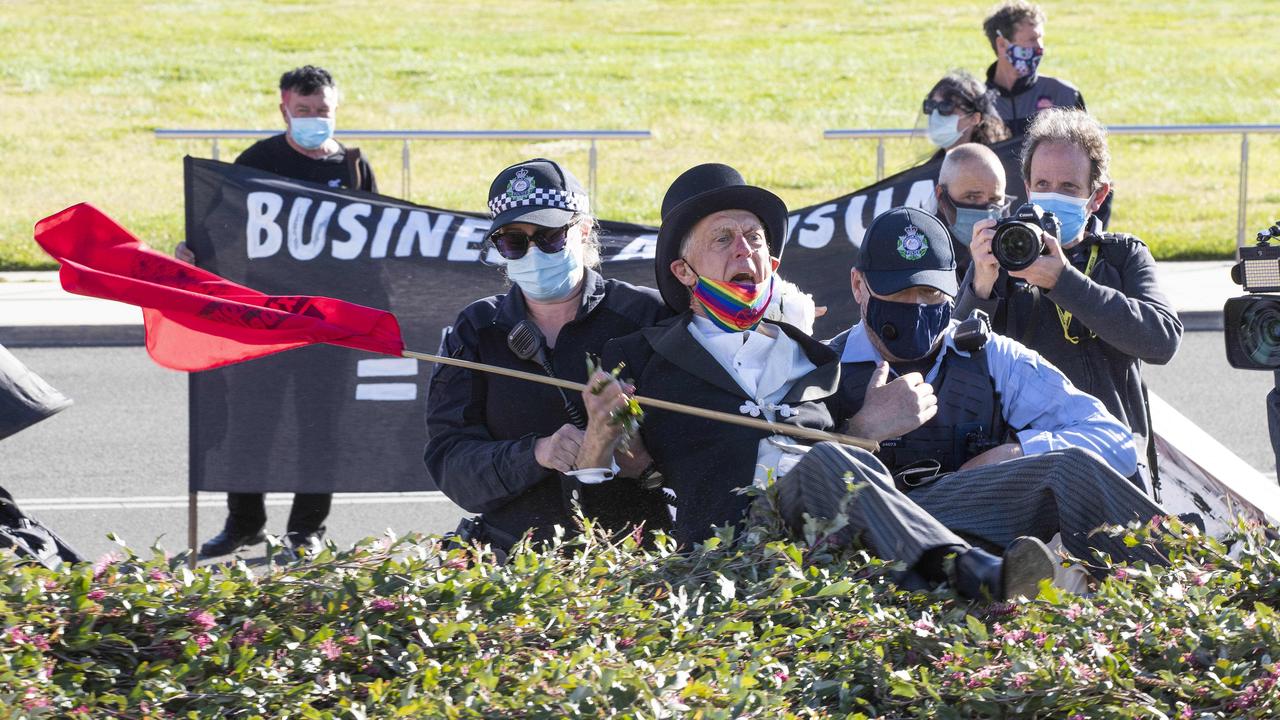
[690,273,775,333]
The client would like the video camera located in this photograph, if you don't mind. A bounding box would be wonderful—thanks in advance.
[992,203,1062,272]
[1224,221,1280,370]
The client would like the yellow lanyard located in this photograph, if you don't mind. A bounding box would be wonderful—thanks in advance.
[1054,243,1099,344]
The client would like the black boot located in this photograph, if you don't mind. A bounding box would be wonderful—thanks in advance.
[199,525,267,558]
[952,536,1055,601]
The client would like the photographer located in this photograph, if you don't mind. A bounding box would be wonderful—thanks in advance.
[956,108,1182,490]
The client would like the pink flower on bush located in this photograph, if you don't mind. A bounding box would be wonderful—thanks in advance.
[369,598,397,612]
[31,634,50,651]
[773,671,789,683]
[92,552,120,578]
[319,638,341,660]
[149,568,170,582]
[232,621,263,648]
[193,633,212,651]
[1063,604,1084,621]
[87,589,106,601]
[443,556,469,571]
[6,627,29,644]
[340,634,359,646]
[1012,673,1031,688]
[1113,568,1129,581]
[187,610,216,630]
[618,637,635,649]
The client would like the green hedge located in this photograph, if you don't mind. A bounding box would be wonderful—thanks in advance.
[2,511,1278,719]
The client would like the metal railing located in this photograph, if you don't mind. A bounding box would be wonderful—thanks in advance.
[155,129,653,203]
[824,124,1280,245]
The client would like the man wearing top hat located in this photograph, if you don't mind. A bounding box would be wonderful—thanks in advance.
[570,164,1070,601]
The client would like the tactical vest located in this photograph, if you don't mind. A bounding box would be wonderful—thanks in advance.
[843,349,1007,475]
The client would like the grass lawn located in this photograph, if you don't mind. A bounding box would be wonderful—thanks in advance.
[1,0,1277,269]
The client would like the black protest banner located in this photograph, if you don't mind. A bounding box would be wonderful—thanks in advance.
[185,142,1018,493]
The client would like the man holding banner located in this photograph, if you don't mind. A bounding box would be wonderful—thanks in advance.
[190,65,380,558]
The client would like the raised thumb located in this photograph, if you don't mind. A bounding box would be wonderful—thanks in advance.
[867,361,890,390]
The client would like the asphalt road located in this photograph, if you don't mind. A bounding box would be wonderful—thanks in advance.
[2,331,1274,560]
[3,346,465,562]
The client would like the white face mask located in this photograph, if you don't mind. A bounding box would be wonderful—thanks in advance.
[927,110,964,149]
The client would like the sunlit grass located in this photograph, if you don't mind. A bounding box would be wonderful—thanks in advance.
[2,0,1277,268]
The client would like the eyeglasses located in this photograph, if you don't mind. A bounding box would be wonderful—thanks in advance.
[922,97,974,116]
[487,223,573,260]
[939,187,1017,215]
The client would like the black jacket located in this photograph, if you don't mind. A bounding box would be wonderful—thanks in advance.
[954,219,1182,447]
[598,313,842,546]
[985,63,1086,137]
[423,269,670,547]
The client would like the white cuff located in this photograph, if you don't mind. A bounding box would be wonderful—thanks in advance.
[565,459,621,485]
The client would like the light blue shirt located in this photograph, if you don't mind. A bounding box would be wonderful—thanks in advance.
[839,320,1138,477]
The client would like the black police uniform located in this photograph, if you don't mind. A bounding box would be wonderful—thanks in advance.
[423,268,671,551]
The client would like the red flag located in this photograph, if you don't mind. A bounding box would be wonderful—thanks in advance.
[33,203,405,371]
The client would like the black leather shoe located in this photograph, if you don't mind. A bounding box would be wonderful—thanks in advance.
[284,527,326,555]
[199,527,266,558]
[953,536,1054,601]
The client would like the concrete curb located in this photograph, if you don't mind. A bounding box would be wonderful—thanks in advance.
[0,325,146,347]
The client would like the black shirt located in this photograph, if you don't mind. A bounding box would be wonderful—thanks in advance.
[236,134,378,193]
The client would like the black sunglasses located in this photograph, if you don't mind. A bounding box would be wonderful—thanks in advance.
[488,223,573,260]
[922,97,974,116]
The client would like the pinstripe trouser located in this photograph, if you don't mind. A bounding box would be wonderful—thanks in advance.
[776,443,1168,569]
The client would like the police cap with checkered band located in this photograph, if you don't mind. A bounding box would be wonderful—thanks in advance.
[487,158,590,230]
[855,206,958,297]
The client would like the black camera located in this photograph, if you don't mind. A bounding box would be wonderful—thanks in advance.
[1224,221,1280,370]
[991,203,1062,272]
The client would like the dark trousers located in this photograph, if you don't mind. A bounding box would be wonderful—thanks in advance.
[776,443,1168,570]
[225,492,331,535]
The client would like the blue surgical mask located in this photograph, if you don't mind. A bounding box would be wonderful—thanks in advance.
[950,206,1001,247]
[865,297,953,361]
[506,245,584,302]
[927,110,964,149]
[1029,191,1091,246]
[287,112,335,150]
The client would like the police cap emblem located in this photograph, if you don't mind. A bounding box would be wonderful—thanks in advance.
[897,223,929,261]
[505,168,537,201]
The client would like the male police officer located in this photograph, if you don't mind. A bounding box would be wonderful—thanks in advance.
[983,1,1085,137]
[571,164,1064,601]
[957,108,1181,491]
[824,207,1170,581]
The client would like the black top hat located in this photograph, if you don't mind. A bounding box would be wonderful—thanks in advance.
[655,163,789,310]
[854,207,958,297]
[487,158,590,230]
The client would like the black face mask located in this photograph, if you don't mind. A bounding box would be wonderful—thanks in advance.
[866,296,953,361]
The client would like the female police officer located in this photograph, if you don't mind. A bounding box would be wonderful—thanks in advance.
[424,158,670,554]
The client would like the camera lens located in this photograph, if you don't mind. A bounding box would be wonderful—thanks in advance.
[993,223,1043,272]
[1238,298,1280,367]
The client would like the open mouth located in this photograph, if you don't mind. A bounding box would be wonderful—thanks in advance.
[730,272,756,283]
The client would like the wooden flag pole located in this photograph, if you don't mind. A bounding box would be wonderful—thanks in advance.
[401,349,878,452]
